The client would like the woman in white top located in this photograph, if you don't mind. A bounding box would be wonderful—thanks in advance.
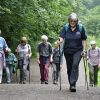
[87,41,100,87]
[16,37,32,84]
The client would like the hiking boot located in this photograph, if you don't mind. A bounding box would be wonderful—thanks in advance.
[70,86,76,92]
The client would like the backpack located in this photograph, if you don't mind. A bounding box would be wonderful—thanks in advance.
[88,48,100,58]
[64,23,83,34]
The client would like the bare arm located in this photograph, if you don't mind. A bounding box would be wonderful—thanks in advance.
[37,52,40,64]
[28,45,32,58]
[37,52,39,59]
[82,40,87,51]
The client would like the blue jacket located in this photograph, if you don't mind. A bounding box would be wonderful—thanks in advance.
[6,53,16,65]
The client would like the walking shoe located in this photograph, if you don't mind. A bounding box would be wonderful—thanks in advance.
[19,81,23,84]
[53,80,56,84]
[89,84,93,87]
[94,84,97,87]
[0,80,2,84]
[23,81,26,84]
[70,86,76,92]
[41,81,45,84]
[45,81,48,84]
[53,80,58,85]
[7,82,11,84]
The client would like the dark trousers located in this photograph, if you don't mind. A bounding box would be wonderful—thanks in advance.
[52,63,60,82]
[64,50,82,87]
[89,64,98,85]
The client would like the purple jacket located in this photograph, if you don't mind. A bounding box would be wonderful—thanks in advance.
[0,51,6,69]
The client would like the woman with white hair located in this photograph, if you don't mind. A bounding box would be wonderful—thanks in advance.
[5,48,17,83]
[37,35,52,84]
[58,12,87,92]
[0,30,8,83]
[87,41,100,87]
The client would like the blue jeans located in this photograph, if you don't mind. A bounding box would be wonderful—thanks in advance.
[6,65,14,83]
[52,63,60,82]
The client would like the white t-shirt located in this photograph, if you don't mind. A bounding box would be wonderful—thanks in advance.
[17,44,31,64]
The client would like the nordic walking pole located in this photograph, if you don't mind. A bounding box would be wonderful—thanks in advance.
[16,68,18,83]
[51,62,55,84]
[58,38,61,91]
[85,58,88,87]
[83,57,89,90]
[59,66,61,91]
[29,59,30,84]
[29,66,30,84]
[83,57,86,86]
[14,62,18,83]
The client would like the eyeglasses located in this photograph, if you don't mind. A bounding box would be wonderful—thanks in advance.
[70,20,77,23]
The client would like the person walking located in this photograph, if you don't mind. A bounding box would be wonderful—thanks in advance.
[58,12,87,92]
[16,37,32,84]
[5,48,17,84]
[37,35,52,84]
[87,41,100,87]
[52,41,63,84]
[0,29,8,83]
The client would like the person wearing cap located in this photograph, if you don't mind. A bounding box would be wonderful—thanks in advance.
[16,37,32,84]
[58,12,87,92]
[0,29,8,83]
[87,41,100,87]
[37,35,52,84]
[5,48,17,84]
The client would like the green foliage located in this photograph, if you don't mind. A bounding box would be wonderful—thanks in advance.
[87,35,100,50]
[0,0,74,56]
[78,0,100,47]
[81,5,100,37]
[0,0,99,56]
